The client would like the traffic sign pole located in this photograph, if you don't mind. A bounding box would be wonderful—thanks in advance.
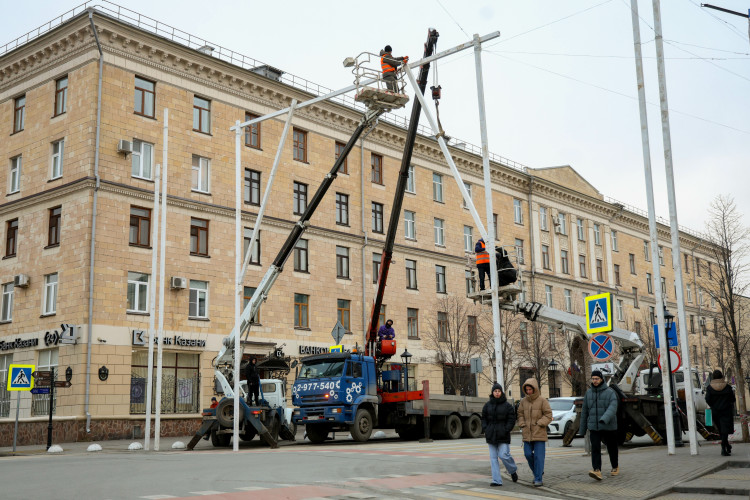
[12,392,20,452]
[47,368,55,451]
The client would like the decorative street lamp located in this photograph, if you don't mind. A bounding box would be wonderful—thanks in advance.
[663,306,684,447]
[401,349,412,392]
[548,359,559,398]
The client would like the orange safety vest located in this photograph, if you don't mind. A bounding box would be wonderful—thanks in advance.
[476,240,489,265]
[381,53,396,74]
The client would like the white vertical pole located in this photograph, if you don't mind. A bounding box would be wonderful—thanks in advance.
[473,34,503,389]
[629,0,675,455]
[234,120,242,451]
[154,109,168,450]
[144,163,160,451]
[652,0,698,454]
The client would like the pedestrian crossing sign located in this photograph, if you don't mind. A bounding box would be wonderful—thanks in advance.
[585,293,612,335]
[7,364,35,391]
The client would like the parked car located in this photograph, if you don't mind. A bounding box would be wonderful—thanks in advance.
[547,397,580,437]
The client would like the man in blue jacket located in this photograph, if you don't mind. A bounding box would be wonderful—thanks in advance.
[579,370,619,480]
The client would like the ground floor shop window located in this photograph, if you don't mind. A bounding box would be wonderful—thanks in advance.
[442,364,475,397]
[0,353,11,417]
[32,348,58,416]
[130,351,200,414]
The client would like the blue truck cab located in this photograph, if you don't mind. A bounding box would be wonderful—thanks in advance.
[292,352,378,443]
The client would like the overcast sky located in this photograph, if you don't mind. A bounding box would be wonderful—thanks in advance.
[4,0,749,236]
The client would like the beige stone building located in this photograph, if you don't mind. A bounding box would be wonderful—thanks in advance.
[0,7,729,445]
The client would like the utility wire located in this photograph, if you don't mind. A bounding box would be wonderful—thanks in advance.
[491,49,749,60]
[435,0,471,40]
[686,0,750,42]
[664,39,750,55]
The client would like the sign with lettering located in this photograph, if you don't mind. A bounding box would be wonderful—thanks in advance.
[132,330,206,348]
[0,338,39,351]
[299,345,329,355]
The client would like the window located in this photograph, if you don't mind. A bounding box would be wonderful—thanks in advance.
[435,265,446,293]
[686,284,692,302]
[243,227,261,265]
[699,287,704,305]
[545,285,553,307]
[129,206,151,247]
[192,96,210,133]
[611,230,618,251]
[708,262,712,278]
[513,199,523,224]
[468,316,478,344]
[564,289,572,312]
[692,345,697,361]
[616,299,624,321]
[42,273,57,314]
[548,325,556,350]
[705,346,710,364]
[336,193,349,226]
[0,354,11,417]
[371,202,384,233]
[520,322,528,348]
[463,183,472,209]
[561,250,569,274]
[191,155,210,192]
[649,306,655,325]
[579,255,587,278]
[541,245,551,270]
[557,212,567,235]
[406,165,415,193]
[596,259,604,281]
[1,283,13,322]
[189,280,208,318]
[493,214,498,239]
[9,156,21,193]
[244,112,261,149]
[684,253,690,273]
[540,207,548,231]
[404,210,416,239]
[515,239,524,265]
[644,240,650,261]
[32,349,58,416]
[243,286,261,323]
[334,141,347,173]
[438,312,448,341]
[244,169,261,205]
[629,254,636,274]
[405,259,417,289]
[432,173,443,202]
[633,287,639,308]
[337,299,351,332]
[614,264,621,285]
[48,206,61,247]
[190,218,209,256]
[6,219,18,257]
[130,351,200,415]
[51,139,64,179]
[463,226,473,253]
[373,253,381,283]
[127,272,149,313]
[131,140,154,180]
[294,239,308,272]
[634,321,642,333]
[434,218,445,246]
[13,96,25,133]
[54,76,68,116]
[134,76,155,118]
[407,308,419,338]
[292,128,308,162]
[713,318,718,336]
[465,270,475,294]
[661,277,667,298]
[336,246,350,279]
[696,258,701,276]
[690,315,695,334]
[378,305,386,329]
[294,293,309,328]
[658,246,664,266]
[293,181,308,215]
[577,218,585,241]
[371,153,383,184]
[594,224,601,245]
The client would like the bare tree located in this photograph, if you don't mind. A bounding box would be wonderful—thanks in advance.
[703,195,750,442]
[477,309,522,398]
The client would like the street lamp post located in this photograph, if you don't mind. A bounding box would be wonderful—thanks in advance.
[663,307,684,447]
[401,349,412,392]
[548,359,559,398]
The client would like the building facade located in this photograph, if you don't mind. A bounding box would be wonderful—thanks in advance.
[0,8,730,445]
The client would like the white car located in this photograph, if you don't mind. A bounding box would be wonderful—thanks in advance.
[547,397,580,437]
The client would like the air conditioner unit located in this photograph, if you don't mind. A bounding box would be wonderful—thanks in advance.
[117,140,132,154]
[170,277,187,290]
[13,274,29,288]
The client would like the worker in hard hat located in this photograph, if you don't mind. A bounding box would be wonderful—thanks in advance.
[380,45,408,92]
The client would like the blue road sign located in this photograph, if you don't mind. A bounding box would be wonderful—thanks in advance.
[588,334,615,362]
[31,387,50,395]
[654,323,678,349]
[585,293,612,334]
[7,364,34,391]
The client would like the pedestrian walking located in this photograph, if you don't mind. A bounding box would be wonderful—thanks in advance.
[481,383,519,487]
[475,238,490,290]
[244,357,261,406]
[705,369,736,456]
[579,369,619,480]
[379,45,408,92]
[516,378,553,487]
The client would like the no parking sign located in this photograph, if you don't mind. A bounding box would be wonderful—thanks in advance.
[588,334,614,362]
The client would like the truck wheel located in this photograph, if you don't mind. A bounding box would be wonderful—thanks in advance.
[445,414,462,439]
[210,430,231,447]
[268,415,281,440]
[350,409,373,442]
[240,427,257,442]
[216,399,245,428]
[461,415,482,438]
[306,424,330,444]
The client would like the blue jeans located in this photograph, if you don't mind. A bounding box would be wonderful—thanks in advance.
[488,443,517,484]
[523,441,546,483]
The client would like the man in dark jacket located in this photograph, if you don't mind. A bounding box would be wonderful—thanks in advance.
[244,357,261,406]
[705,369,736,456]
[481,383,519,486]
[495,247,517,286]
[475,238,490,291]
[380,45,408,92]
[579,370,619,480]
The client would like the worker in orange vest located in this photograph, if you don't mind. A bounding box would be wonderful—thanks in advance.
[380,45,408,92]
[475,238,491,291]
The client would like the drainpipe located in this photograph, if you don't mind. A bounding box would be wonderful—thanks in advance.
[360,123,377,347]
[85,8,103,433]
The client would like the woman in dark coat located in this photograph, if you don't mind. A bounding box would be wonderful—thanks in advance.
[705,369,736,456]
[481,383,519,486]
